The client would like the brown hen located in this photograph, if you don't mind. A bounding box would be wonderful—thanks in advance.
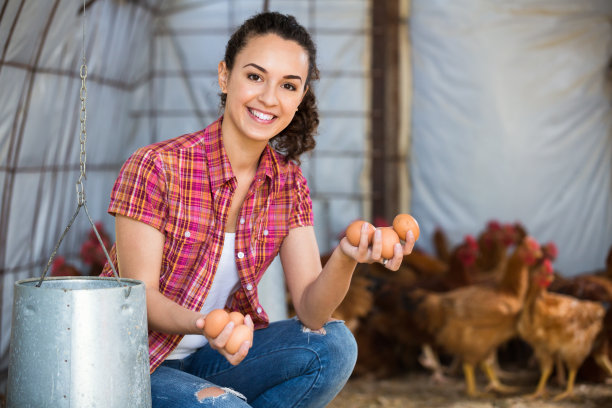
[406,236,542,396]
[518,258,607,401]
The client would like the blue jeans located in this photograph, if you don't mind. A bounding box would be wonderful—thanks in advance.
[150,318,357,407]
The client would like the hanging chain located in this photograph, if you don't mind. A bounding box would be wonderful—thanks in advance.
[77,60,87,205]
[37,0,123,290]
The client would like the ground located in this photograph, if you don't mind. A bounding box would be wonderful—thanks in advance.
[329,372,612,408]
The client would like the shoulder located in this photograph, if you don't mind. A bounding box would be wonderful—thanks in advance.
[270,149,308,186]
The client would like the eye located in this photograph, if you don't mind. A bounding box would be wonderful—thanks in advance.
[247,73,262,81]
[282,83,297,91]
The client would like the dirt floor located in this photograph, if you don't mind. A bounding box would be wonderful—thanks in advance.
[328,371,612,408]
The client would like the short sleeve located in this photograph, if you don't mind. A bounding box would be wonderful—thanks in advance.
[108,148,168,232]
[289,167,314,229]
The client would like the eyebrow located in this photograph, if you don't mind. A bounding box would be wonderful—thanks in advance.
[243,63,303,82]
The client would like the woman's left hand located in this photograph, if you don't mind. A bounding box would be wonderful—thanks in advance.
[338,226,416,271]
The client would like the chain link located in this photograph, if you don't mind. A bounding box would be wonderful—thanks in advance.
[76,61,87,205]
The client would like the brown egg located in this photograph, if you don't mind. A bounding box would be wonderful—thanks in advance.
[379,227,400,259]
[203,309,229,338]
[392,213,420,242]
[225,324,253,354]
[345,220,375,247]
[228,311,244,326]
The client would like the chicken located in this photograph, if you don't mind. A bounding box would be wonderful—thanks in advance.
[517,258,607,401]
[546,242,612,384]
[406,236,542,396]
[432,226,451,264]
[472,221,524,284]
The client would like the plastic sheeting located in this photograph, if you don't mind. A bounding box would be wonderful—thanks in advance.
[410,0,612,276]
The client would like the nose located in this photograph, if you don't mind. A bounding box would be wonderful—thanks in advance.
[258,83,278,106]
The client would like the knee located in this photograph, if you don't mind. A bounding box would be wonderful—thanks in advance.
[309,321,358,378]
[329,322,358,374]
[195,386,247,404]
[196,386,224,401]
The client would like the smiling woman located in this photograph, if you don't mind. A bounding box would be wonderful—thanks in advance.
[99,11,415,408]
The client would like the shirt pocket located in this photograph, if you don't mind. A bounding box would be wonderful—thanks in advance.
[161,225,209,290]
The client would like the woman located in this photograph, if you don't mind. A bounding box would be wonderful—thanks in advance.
[101,11,416,408]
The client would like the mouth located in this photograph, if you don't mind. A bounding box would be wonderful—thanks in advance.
[248,108,277,124]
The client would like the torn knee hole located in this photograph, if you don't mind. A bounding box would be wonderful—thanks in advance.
[196,386,225,400]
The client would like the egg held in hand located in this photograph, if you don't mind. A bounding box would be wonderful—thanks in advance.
[392,213,420,242]
[225,324,254,354]
[228,311,245,326]
[345,220,376,247]
[379,227,400,259]
[203,309,230,338]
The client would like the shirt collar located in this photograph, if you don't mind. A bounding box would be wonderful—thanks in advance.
[204,116,279,193]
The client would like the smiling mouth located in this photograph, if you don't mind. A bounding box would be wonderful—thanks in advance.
[248,108,276,123]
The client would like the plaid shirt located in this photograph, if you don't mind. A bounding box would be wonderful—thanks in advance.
[101,117,313,372]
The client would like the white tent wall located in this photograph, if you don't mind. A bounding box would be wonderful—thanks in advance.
[0,0,371,394]
[409,0,612,277]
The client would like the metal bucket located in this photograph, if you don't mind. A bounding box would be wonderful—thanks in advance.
[7,276,151,408]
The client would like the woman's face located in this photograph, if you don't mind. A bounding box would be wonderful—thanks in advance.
[219,33,309,145]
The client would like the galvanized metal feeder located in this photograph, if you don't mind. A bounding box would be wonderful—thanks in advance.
[6,2,151,406]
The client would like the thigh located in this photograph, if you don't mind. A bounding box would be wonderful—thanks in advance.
[183,318,357,404]
[150,364,251,408]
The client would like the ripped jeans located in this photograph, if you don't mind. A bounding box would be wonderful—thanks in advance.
[150,317,357,407]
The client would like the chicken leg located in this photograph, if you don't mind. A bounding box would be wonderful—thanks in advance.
[481,360,519,394]
[525,360,552,400]
[553,368,577,401]
[463,362,492,397]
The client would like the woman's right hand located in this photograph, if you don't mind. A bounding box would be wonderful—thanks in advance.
[195,314,254,365]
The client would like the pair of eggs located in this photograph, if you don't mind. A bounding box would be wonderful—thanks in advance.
[346,214,420,259]
[203,309,253,354]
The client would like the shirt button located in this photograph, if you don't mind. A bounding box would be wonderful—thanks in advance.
[237,252,244,259]
[240,217,245,225]
[184,231,191,238]
[246,283,253,291]
[256,306,262,314]
[263,229,269,236]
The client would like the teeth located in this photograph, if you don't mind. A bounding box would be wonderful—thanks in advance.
[250,109,274,121]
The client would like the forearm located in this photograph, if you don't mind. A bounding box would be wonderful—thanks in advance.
[295,245,357,329]
[145,288,203,335]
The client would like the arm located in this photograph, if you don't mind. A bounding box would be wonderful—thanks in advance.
[281,224,416,329]
[115,214,252,364]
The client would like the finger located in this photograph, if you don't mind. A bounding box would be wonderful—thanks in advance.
[386,243,404,270]
[227,340,251,365]
[370,228,383,260]
[210,321,235,349]
[244,313,254,330]
[195,316,205,331]
[359,222,370,248]
[402,230,416,255]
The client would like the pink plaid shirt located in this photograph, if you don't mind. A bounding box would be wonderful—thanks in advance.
[101,117,313,372]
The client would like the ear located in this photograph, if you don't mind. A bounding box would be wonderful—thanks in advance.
[218,61,228,93]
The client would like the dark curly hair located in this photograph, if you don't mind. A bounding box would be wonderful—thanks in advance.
[220,11,319,163]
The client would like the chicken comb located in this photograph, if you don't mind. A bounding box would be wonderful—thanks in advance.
[464,234,478,249]
[542,242,558,261]
[486,220,502,231]
[542,259,554,275]
[373,216,390,228]
[501,223,517,246]
[525,236,541,252]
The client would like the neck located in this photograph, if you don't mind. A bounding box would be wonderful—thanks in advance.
[221,117,269,174]
[498,251,529,298]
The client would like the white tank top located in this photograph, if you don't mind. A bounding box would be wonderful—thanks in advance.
[166,232,240,360]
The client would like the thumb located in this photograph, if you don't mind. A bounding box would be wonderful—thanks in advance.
[195,316,205,330]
